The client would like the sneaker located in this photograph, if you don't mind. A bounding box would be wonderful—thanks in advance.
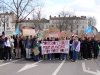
[49,59,51,60]
[53,59,55,60]
[10,59,12,61]
[84,59,87,60]
[71,60,75,62]
[90,58,93,60]
[6,59,9,61]
[75,61,77,62]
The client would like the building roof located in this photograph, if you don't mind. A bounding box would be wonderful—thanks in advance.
[12,19,49,23]
[50,15,87,20]
[0,12,14,16]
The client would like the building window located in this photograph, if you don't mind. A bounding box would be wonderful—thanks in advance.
[82,25,84,28]
[6,22,9,27]
[83,20,84,23]
[52,21,54,23]
[77,20,78,23]
[76,25,78,28]
[77,30,78,34]
[0,21,1,27]
[46,26,48,28]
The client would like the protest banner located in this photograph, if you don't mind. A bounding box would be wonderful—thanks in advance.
[41,40,69,55]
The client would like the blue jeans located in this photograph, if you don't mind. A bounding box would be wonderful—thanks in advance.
[49,53,55,59]
[34,55,39,61]
[60,53,66,60]
[73,51,78,61]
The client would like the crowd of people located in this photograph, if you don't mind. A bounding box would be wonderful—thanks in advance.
[0,32,100,62]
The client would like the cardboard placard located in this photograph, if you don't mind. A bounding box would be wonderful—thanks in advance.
[22,29,36,36]
[62,30,72,37]
[49,27,60,33]
[78,30,85,38]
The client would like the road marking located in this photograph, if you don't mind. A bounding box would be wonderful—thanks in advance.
[0,59,23,67]
[52,60,65,75]
[87,68,90,70]
[17,60,42,73]
[82,62,100,75]
[0,61,3,63]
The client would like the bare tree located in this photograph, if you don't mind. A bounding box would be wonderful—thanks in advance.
[0,1,9,31]
[32,3,45,30]
[56,8,76,32]
[1,0,42,28]
[88,17,96,26]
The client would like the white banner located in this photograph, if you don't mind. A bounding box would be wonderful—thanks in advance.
[41,40,69,55]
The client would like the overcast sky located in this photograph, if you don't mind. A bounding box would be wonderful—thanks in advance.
[41,0,100,31]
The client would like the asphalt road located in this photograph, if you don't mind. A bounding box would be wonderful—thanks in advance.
[0,57,100,75]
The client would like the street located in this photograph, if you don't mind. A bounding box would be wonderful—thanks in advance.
[0,57,100,75]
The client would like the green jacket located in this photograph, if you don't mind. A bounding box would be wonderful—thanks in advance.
[32,41,40,48]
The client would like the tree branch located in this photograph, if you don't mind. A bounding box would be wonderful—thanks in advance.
[2,1,16,13]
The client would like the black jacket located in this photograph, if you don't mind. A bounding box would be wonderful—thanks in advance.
[14,38,22,48]
[81,40,88,49]
[93,40,99,50]
[87,40,93,49]
[0,38,5,48]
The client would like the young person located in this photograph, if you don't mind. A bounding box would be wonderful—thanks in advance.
[4,36,12,61]
[72,37,80,62]
[0,35,5,60]
[32,37,41,61]
[25,36,32,59]
[10,36,14,58]
[69,36,74,60]
[81,37,88,60]
[14,36,22,59]
[93,38,99,59]
[87,38,93,60]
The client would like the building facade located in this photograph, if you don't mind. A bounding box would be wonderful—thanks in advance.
[0,12,16,35]
[49,15,88,34]
[0,12,91,36]
[15,18,49,31]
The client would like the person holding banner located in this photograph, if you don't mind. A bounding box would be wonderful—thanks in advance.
[55,38,60,60]
[72,37,80,62]
[69,36,74,60]
[49,37,55,60]
[60,37,67,60]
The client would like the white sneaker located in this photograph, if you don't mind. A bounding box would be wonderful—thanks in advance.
[49,59,51,60]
